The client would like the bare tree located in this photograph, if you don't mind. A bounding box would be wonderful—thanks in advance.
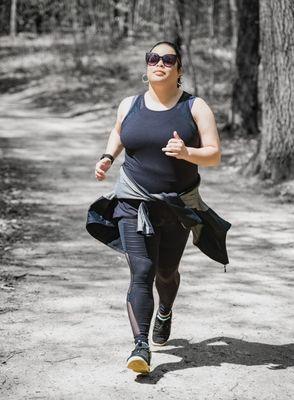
[231,0,259,137]
[163,0,197,94]
[244,0,294,182]
[228,0,237,50]
[213,0,233,46]
[10,0,17,37]
[207,0,215,99]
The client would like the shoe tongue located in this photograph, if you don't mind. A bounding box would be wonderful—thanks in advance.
[138,340,149,347]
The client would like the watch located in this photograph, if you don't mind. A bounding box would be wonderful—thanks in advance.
[100,153,114,164]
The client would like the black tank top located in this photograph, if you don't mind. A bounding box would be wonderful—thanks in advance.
[113,90,201,219]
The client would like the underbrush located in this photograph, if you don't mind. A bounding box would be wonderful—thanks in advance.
[0,33,234,119]
[0,33,131,112]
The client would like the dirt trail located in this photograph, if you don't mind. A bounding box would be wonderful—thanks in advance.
[0,91,293,400]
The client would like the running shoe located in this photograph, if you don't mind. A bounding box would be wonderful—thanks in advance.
[126,340,151,374]
[151,310,172,346]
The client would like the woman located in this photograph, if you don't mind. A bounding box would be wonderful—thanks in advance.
[93,41,226,375]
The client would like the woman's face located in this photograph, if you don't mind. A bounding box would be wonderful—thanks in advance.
[146,43,181,88]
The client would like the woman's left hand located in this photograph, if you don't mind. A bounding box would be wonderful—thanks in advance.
[162,131,189,160]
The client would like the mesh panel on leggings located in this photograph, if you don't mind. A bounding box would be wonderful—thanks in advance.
[125,251,155,340]
[117,216,191,343]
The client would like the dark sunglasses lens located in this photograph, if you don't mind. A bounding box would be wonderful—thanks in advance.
[147,53,159,65]
[163,55,177,66]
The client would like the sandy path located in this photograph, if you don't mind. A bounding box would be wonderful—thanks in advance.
[0,92,293,400]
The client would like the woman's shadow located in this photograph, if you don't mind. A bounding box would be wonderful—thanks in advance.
[134,336,294,384]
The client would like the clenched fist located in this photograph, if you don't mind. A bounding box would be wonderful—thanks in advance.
[161,131,189,160]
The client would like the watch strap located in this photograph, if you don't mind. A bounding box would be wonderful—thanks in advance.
[100,153,114,164]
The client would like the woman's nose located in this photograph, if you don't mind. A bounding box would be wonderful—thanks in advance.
[156,59,165,67]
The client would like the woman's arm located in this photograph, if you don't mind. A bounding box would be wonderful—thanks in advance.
[161,97,221,167]
[185,97,221,167]
[95,96,134,180]
[100,101,125,162]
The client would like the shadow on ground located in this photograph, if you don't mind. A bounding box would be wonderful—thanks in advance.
[136,336,294,384]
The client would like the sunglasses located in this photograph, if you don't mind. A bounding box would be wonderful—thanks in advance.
[145,52,179,68]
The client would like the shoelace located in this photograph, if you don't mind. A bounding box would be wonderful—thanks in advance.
[136,340,150,350]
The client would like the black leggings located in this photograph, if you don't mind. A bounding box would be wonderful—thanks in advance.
[117,205,191,345]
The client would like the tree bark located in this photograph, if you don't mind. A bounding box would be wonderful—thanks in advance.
[10,0,17,38]
[208,0,215,99]
[231,0,259,137]
[213,0,233,46]
[163,0,179,41]
[244,0,294,182]
[110,0,120,44]
[229,0,237,50]
[164,0,197,94]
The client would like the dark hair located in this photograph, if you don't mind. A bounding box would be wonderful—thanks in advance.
[148,41,182,87]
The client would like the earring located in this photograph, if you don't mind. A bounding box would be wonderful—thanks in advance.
[142,73,149,84]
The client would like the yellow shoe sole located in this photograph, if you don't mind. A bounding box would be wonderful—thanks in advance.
[127,356,150,374]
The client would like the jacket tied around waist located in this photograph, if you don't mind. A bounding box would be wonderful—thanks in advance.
[86,165,232,271]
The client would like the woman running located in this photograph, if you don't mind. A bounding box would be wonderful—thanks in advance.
[93,40,226,374]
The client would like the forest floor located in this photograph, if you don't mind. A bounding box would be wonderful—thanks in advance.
[0,35,294,399]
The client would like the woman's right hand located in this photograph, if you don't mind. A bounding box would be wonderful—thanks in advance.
[95,158,112,181]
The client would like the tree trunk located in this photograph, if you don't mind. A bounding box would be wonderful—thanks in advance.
[164,0,197,94]
[10,0,17,38]
[208,0,215,99]
[213,0,233,46]
[111,0,120,44]
[229,0,237,50]
[126,0,138,42]
[87,0,98,32]
[244,0,294,182]
[163,0,179,41]
[231,0,259,137]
